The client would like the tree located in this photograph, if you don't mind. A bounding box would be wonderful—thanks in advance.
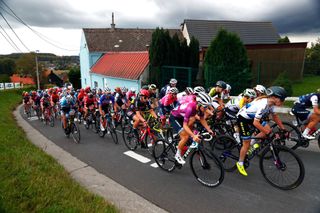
[188,36,199,68]
[204,29,251,94]
[0,58,16,76]
[272,71,293,96]
[16,53,36,76]
[304,38,320,75]
[68,66,81,89]
[278,36,290,43]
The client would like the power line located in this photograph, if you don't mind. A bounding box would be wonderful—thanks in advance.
[0,27,20,52]
[0,11,30,51]
[0,0,78,51]
[0,22,22,52]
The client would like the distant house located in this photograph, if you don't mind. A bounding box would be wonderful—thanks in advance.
[181,19,307,84]
[42,69,68,87]
[91,51,149,90]
[80,14,180,90]
[10,74,35,85]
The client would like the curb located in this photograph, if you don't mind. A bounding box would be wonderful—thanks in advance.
[14,105,168,213]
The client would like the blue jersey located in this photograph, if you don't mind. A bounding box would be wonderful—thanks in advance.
[99,94,114,107]
[299,93,320,107]
[60,96,75,108]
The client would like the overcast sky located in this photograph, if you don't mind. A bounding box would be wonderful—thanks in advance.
[0,0,319,56]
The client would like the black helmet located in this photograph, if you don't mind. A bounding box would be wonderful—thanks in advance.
[266,86,287,101]
[216,80,227,89]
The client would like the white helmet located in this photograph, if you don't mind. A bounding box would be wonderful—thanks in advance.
[169,78,177,84]
[226,84,231,91]
[130,87,136,93]
[254,85,267,94]
[196,92,212,106]
[66,95,73,102]
[169,87,179,94]
[194,86,205,94]
[243,88,257,98]
[185,87,194,94]
[104,87,111,93]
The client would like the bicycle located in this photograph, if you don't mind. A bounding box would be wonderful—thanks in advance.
[43,106,54,127]
[99,111,118,144]
[271,112,320,150]
[153,132,224,188]
[212,132,305,190]
[62,109,81,144]
[84,106,99,133]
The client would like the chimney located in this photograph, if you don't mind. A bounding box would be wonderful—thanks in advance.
[111,12,116,29]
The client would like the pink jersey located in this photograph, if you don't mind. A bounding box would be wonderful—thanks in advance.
[160,94,177,106]
[178,94,196,105]
[171,100,197,123]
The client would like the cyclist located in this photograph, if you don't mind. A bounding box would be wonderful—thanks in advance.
[60,94,76,133]
[236,86,287,176]
[171,92,214,165]
[23,91,32,114]
[253,85,267,97]
[98,88,116,132]
[291,89,320,139]
[83,92,97,125]
[40,93,52,120]
[221,84,232,101]
[126,89,158,147]
[159,87,179,126]
[208,80,227,106]
[126,87,137,103]
[177,87,194,102]
[159,78,177,99]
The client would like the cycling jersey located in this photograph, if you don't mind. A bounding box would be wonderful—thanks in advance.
[159,93,177,106]
[237,98,274,120]
[60,96,75,109]
[23,95,30,104]
[51,94,59,103]
[171,100,197,124]
[41,97,51,107]
[225,96,246,113]
[114,93,127,107]
[126,91,136,102]
[77,92,86,102]
[99,94,114,112]
[178,94,196,105]
[209,87,220,98]
[84,96,96,107]
[298,93,320,107]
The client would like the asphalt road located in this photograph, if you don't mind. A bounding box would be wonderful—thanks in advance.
[22,110,320,213]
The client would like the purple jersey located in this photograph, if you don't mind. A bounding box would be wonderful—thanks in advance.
[171,101,197,123]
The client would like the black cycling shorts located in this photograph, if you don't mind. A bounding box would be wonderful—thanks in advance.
[237,115,254,140]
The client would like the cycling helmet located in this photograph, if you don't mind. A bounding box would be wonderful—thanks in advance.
[139,89,150,97]
[194,86,205,94]
[185,87,194,95]
[243,88,257,98]
[225,84,232,92]
[121,87,128,93]
[169,78,177,84]
[104,87,111,93]
[169,87,179,94]
[196,92,212,107]
[115,87,121,93]
[32,91,37,95]
[88,93,93,99]
[216,80,227,89]
[149,84,157,90]
[85,86,91,93]
[98,88,103,93]
[23,92,28,96]
[130,87,136,93]
[266,86,287,101]
[76,89,80,93]
[254,85,267,94]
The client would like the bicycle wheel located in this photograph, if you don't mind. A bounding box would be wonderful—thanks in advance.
[145,132,157,155]
[212,135,239,172]
[71,122,81,143]
[260,145,304,190]
[49,115,55,127]
[271,122,303,150]
[153,139,176,172]
[108,121,119,144]
[123,127,138,150]
[190,148,224,187]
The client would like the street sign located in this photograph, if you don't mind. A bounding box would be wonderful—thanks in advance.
[5,83,14,89]
[0,83,4,90]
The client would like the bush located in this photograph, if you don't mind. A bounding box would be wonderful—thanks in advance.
[0,74,10,83]
[272,71,293,96]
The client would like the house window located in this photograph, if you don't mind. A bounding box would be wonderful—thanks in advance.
[94,81,98,88]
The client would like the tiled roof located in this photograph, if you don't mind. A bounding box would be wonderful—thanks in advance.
[91,51,149,80]
[10,74,35,85]
[183,19,280,47]
[83,28,181,52]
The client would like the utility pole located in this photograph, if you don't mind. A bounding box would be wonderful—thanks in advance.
[35,50,40,90]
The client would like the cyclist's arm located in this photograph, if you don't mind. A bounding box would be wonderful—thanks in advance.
[149,109,158,119]
[199,116,212,133]
[272,113,285,130]
[136,110,146,122]
[313,105,320,115]
[253,118,270,135]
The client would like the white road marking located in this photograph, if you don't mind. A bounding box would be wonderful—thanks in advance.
[150,163,159,168]
[29,117,39,121]
[124,151,151,163]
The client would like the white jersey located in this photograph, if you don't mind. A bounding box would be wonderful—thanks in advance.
[225,96,242,112]
[237,98,274,120]
[177,91,187,102]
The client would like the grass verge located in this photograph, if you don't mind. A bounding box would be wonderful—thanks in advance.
[0,89,118,213]
[292,75,320,96]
